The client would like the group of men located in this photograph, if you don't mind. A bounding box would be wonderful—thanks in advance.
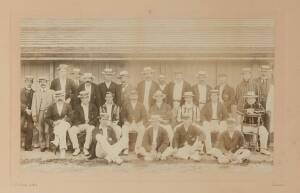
[20,64,274,165]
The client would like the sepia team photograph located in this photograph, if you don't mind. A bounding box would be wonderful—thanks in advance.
[19,19,274,172]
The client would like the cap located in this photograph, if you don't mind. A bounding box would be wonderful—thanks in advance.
[38,76,49,81]
[183,91,195,97]
[54,90,65,97]
[152,90,166,99]
[78,90,90,98]
[57,64,69,71]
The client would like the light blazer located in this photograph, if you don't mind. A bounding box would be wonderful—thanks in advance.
[31,89,55,121]
[142,126,170,153]
[200,102,228,122]
[99,103,120,124]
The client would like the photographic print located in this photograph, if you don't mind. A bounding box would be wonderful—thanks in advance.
[19,18,274,172]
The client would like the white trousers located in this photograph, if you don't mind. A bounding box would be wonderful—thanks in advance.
[52,120,70,150]
[95,127,129,159]
[122,122,145,153]
[139,146,174,160]
[68,124,94,150]
[241,125,269,149]
[173,141,202,160]
[202,120,226,152]
[210,148,251,163]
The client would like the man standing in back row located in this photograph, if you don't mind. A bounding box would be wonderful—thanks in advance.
[136,67,159,112]
[50,64,76,107]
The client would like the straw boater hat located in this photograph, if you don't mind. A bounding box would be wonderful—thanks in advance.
[159,74,166,79]
[118,70,129,79]
[241,67,252,73]
[71,68,81,74]
[149,114,163,122]
[54,90,65,97]
[152,90,166,99]
[82,73,95,81]
[24,75,34,82]
[243,91,258,98]
[197,70,208,77]
[129,89,138,99]
[57,64,69,71]
[181,114,192,120]
[226,118,236,125]
[141,66,155,74]
[78,90,90,98]
[183,91,195,98]
[210,89,219,95]
[102,68,115,75]
[260,65,272,72]
[38,76,49,82]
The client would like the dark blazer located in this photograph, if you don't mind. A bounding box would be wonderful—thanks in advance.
[98,81,121,106]
[215,84,235,113]
[71,103,99,127]
[136,80,159,108]
[192,84,212,106]
[99,103,120,123]
[217,130,245,153]
[50,78,76,100]
[44,102,73,128]
[77,83,100,108]
[172,123,206,148]
[20,88,34,117]
[142,126,170,153]
[121,102,147,124]
[166,81,192,106]
[200,102,228,122]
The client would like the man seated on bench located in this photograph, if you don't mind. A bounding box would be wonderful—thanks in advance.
[88,113,129,165]
[45,91,72,159]
[68,90,99,156]
[139,114,173,161]
[242,91,271,155]
[172,114,206,161]
[121,89,148,155]
[211,118,251,164]
[100,92,121,139]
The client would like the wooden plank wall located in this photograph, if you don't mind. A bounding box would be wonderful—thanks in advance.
[21,60,265,90]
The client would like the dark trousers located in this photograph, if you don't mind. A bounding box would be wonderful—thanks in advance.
[88,127,101,158]
[21,115,34,149]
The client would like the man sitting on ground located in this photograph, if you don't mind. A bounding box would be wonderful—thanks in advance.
[88,113,128,164]
[211,118,251,164]
[139,115,173,161]
[172,115,206,161]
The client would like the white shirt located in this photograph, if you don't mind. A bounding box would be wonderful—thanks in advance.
[212,102,218,120]
[131,101,137,110]
[219,84,225,103]
[81,103,89,123]
[143,80,152,111]
[105,81,111,89]
[159,84,166,91]
[152,128,158,150]
[173,81,183,101]
[106,103,113,121]
[85,84,92,100]
[56,102,64,116]
[59,78,66,92]
[198,84,207,104]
